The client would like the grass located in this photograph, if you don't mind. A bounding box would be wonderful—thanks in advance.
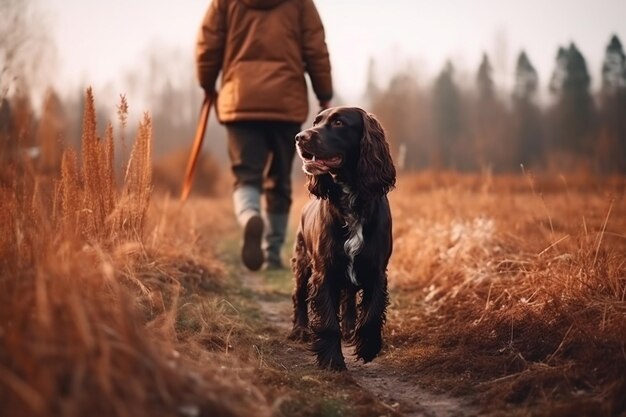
[0,90,271,417]
[1,87,625,417]
[385,172,626,416]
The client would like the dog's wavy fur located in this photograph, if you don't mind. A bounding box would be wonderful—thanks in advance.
[289,107,395,371]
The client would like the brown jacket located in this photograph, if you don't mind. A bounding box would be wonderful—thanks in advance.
[196,0,332,123]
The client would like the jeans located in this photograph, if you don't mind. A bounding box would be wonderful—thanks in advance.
[226,121,300,262]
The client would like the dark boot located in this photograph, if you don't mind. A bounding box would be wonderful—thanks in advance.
[242,214,264,271]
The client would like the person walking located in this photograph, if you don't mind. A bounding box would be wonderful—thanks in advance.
[196,0,333,271]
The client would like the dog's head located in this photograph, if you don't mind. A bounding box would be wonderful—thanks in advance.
[295,106,396,200]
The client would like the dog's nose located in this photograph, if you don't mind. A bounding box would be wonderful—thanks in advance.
[295,132,306,143]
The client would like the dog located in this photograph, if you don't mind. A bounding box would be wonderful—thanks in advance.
[289,106,396,370]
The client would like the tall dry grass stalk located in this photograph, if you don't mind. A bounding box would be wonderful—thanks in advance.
[55,87,152,243]
[59,148,80,235]
[79,87,103,238]
[0,89,269,417]
[114,112,152,240]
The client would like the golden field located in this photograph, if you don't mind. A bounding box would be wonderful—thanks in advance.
[1,92,625,417]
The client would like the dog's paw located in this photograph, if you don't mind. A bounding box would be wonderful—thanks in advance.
[354,331,382,363]
[317,355,347,372]
[288,326,311,343]
[312,334,347,371]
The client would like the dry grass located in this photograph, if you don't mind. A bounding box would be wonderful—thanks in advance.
[386,172,626,416]
[0,89,269,417]
[3,87,626,417]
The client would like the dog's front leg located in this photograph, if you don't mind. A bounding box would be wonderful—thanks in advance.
[310,272,346,371]
[354,271,389,363]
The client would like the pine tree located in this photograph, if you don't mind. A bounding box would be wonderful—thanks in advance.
[513,52,538,100]
[512,51,544,168]
[602,35,626,94]
[599,35,626,172]
[369,70,426,169]
[476,53,495,101]
[549,47,569,95]
[471,53,511,171]
[432,61,463,169]
[548,43,596,157]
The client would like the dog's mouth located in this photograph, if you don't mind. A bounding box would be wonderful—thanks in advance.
[298,149,342,174]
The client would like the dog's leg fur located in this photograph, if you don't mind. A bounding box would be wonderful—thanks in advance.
[310,273,346,370]
[341,286,357,341]
[289,232,311,342]
[354,271,388,363]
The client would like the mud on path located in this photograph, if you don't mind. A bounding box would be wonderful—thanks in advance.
[239,271,476,417]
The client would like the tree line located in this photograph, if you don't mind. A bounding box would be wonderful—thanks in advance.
[366,35,626,174]
[2,11,625,178]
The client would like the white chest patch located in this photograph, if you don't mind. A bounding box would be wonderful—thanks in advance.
[343,219,364,285]
[339,185,363,286]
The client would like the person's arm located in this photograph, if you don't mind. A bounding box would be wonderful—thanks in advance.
[319,100,331,110]
[301,0,333,108]
[195,0,227,94]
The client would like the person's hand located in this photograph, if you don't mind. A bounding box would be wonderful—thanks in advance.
[319,100,331,111]
[204,89,217,101]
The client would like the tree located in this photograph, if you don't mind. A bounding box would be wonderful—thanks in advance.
[470,53,511,172]
[549,47,569,96]
[476,53,495,101]
[602,35,626,94]
[512,51,544,168]
[548,43,596,160]
[0,0,56,168]
[432,61,463,169]
[513,51,538,100]
[0,0,56,98]
[599,35,626,172]
[368,70,426,169]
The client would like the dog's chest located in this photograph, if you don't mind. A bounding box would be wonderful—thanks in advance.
[339,188,364,286]
[343,214,363,285]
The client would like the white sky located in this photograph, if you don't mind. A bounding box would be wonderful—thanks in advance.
[45,0,626,104]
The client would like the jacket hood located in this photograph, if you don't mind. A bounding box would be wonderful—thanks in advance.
[239,0,287,9]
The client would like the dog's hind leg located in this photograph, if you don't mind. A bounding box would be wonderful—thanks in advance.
[354,271,389,363]
[288,233,311,342]
[310,274,346,371]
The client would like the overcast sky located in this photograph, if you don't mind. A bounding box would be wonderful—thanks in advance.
[45,0,626,104]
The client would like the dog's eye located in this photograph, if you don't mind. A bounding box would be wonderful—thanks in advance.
[332,119,343,127]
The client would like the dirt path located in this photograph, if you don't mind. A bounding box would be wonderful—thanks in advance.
[240,271,475,417]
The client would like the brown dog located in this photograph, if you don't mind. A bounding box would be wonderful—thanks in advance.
[289,107,396,371]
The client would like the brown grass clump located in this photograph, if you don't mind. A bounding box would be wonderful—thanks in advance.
[0,89,270,417]
[387,172,626,415]
[115,112,152,239]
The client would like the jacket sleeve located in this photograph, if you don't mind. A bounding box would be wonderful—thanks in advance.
[301,0,333,103]
[196,0,227,92]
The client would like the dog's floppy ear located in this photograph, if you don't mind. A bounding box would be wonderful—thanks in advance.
[357,110,396,199]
